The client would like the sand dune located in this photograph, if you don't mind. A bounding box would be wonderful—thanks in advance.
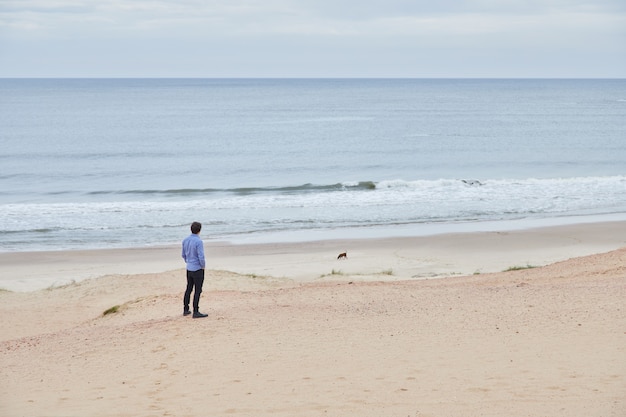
[1,224,625,416]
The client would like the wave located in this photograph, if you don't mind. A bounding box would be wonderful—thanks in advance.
[2,175,626,252]
[85,181,378,197]
[88,175,626,195]
[79,175,626,198]
[4,176,623,220]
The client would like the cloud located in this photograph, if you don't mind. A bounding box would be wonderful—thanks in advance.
[2,0,624,37]
[0,0,624,77]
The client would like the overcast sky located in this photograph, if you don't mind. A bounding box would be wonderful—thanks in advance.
[1,0,624,78]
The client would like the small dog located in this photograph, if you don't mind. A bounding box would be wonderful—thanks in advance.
[337,252,347,260]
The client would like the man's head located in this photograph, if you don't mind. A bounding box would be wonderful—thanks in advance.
[190,222,202,234]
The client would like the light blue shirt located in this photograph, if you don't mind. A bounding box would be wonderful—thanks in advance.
[182,233,205,271]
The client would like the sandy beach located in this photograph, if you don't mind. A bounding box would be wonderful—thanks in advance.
[1,221,625,416]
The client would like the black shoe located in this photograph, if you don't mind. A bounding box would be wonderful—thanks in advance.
[183,310,191,316]
[193,311,208,318]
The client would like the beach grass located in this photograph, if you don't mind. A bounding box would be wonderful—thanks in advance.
[504,264,537,272]
[320,268,394,278]
[103,305,121,316]
[319,269,346,278]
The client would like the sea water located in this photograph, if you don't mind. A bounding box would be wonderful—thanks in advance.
[1,78,625,252]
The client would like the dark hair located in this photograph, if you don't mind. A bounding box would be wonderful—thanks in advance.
[190,222,202,234]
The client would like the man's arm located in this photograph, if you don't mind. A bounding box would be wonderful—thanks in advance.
[197,240,206,269]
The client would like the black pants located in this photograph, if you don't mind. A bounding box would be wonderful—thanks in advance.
[184,269,205,312]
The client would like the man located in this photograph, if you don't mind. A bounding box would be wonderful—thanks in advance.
[182,221,208,318]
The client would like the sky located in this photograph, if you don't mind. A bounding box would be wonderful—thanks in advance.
[0,0,625,78]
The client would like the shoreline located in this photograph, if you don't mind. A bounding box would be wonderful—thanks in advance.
[222,212,626,244]
[1,220,625,292]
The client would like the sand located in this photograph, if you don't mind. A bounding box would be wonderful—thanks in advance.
[1,222,625,416]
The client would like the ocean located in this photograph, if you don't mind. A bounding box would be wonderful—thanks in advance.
[1,78,625,252]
